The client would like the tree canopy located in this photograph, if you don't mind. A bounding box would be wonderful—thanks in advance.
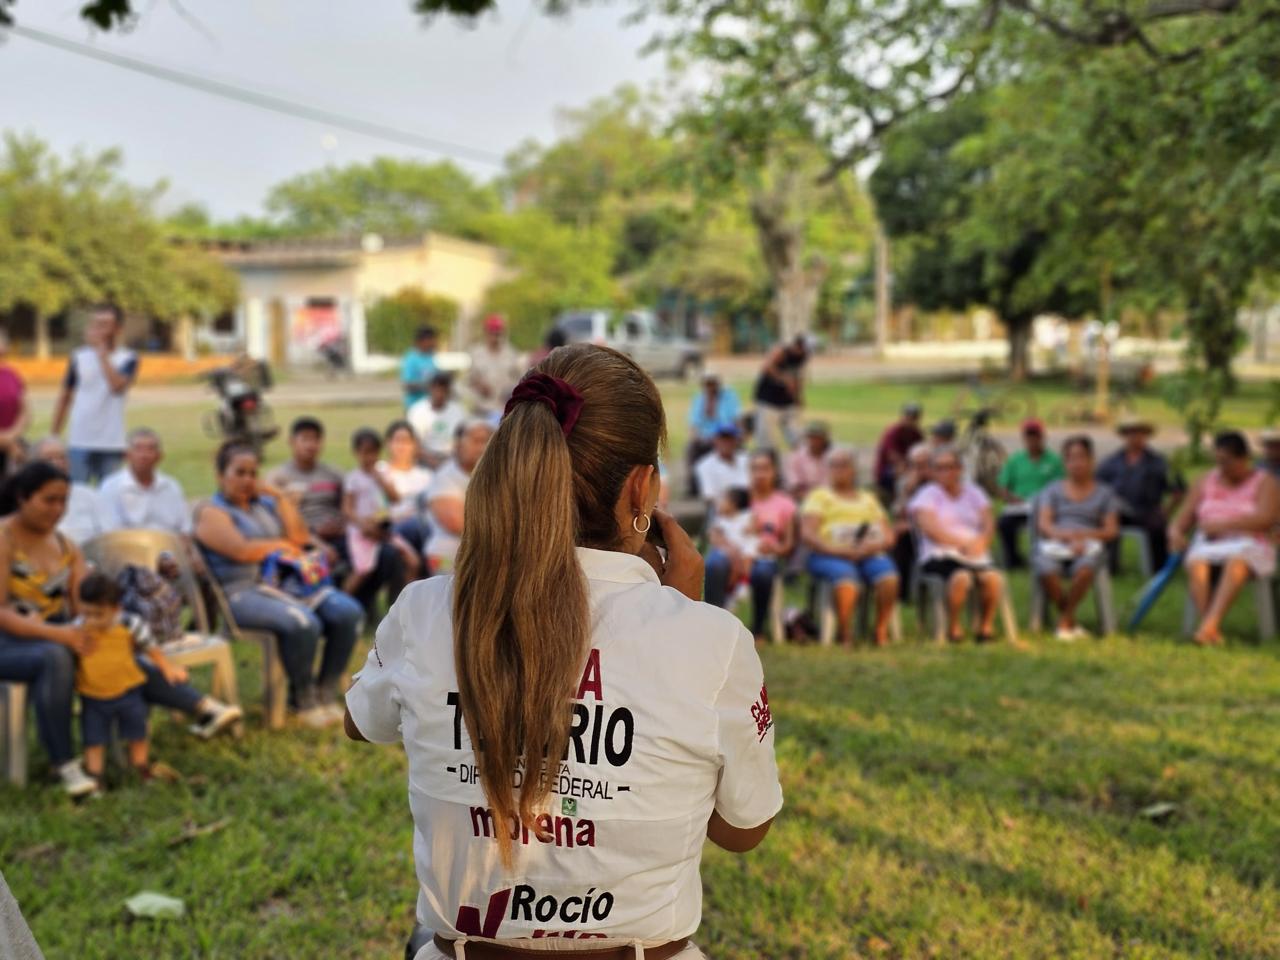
[0,133,237,355]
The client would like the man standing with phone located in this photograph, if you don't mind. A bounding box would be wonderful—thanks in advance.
[52,303,139,485]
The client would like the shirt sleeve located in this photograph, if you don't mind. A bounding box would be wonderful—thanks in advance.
[119,353,139,381]
[63,357,78,390]
[799,488,824,516]
[997,455,1014,490]
[344,594,408,744]
[713,626,784,829]
[125,612,157,651]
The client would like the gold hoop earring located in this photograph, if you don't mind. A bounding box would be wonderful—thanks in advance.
[632,513,651,535]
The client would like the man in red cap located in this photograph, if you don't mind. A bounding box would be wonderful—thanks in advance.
[995,417,1064,568]
[466,313,526,419]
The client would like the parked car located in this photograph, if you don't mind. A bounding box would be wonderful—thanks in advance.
[554,309,704,380]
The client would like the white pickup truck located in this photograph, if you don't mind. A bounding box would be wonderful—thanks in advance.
[554,309,704,380]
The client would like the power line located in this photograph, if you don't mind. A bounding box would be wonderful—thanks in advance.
[4,24,509,167]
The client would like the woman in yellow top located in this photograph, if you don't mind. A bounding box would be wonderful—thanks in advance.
[800,447,899,646]
[0,461,96,796]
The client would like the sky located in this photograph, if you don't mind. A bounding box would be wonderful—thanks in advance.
[0,1,666,219]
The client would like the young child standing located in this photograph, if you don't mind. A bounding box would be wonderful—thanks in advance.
[76,572,178,786]
[342,428,420,597]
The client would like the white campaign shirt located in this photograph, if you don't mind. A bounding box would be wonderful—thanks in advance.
[408,399,468,460]
[345,548,782,943]
[64,346,138,451]
[693,451,749,504]
[425,460,470,562]
[98,468,191,535]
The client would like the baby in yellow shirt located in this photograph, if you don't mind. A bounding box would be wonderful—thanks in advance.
[76,572,180,785]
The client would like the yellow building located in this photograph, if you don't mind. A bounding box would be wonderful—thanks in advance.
[209,232,510,371]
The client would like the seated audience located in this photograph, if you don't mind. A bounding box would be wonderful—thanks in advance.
[801,448,899,646]
[425,419,494,574]
[996,418,1064,568]
[704,450,797,642]
[1259,428,1280,480]
[708,488,758,601]
[1034,436,1120,641]
[196,442,363,726]
[890,442,932,594]
[268,416,406,611]
[0,463,238,797]
[874,402,924,498]
[1170,430,1280,646]
[694,425,749,506]
[379,421,434,556]
[342,428,419,607]
[408,373,467,470]
[32,437,102,545]
[1097,417,1183,572]
[909,447,1004,642]
[99,428,190,534]
[686,373,741,496]
[785,421,832,500]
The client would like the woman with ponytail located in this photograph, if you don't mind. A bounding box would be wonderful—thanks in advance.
[346,344,782,960]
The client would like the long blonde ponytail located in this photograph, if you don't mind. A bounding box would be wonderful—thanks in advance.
[452,344,665,868]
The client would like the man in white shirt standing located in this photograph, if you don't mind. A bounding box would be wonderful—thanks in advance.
[52,304,139,486]
[466,315,526,419]
[694,425,750,505]
[99,428,191,535]
[407,373,468,469]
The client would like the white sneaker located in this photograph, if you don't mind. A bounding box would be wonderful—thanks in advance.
[1054,626,1077,643]
[1071,625,1092,641]
[190,700,244,740]
[58,760,97,798]
[295,705,340,730]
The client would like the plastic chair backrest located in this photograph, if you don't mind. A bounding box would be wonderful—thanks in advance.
[81,530,212,634]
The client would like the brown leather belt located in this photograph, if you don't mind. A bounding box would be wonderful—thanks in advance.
[432,934,691,959]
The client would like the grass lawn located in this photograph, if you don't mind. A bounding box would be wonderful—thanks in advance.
[3,376,1278,959]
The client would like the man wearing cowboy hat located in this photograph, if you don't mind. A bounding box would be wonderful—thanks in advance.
[1096,415,1184,571]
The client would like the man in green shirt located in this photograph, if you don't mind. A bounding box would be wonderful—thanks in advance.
[996,418,1064,568]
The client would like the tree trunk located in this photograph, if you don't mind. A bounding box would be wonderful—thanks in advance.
[1007,318,1032,381]
[750,175,827,341]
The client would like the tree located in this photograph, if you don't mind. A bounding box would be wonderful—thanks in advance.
[0,133,237,357]
[366,288,460,354]
[477,208,619,349]
[262,157,500,241]
[869,95,1095,378]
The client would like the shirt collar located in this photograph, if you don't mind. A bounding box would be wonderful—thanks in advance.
[575,547,660,586]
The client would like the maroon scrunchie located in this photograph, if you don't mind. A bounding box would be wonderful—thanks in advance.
[503,373,585,437]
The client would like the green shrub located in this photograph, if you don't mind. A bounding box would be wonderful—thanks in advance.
[366,288,459,354]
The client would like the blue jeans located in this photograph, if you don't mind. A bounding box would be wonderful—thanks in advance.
[0,633,75,766]
[226,586,363,709]
[394,516,431,557]
[136,656,203,715]
[704,549,780,636]
[67,448,124,485]
[807,551,898,587]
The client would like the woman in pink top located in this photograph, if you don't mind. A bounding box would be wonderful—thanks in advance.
[908,447,1005,642]
[703,450,796,641]
[1170,431,1280,646]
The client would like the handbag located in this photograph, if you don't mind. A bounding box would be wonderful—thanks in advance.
[261,549,333,600]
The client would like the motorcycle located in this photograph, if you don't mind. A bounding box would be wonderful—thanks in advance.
[201,357,280,451]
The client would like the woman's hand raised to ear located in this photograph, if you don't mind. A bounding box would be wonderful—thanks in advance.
[648,509,704,602]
